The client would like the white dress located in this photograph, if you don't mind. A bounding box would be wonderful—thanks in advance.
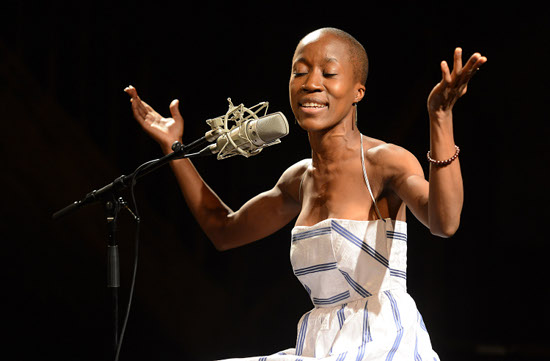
[221,137,440,361]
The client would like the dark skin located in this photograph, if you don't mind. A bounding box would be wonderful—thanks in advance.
[124,29,487,250]
[290,31,395,226]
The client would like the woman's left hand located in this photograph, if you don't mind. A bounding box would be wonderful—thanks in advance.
[427,48,487,115]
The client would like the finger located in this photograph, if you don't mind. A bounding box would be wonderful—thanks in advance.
[129,90,154,120]
[464,54,488,80]
[463,53,482,74]
[124,87,145,122]
[460,84,468,97]
[440,60,452,86]
[130,94,148,120]
[124,85,147,119]
[133,96,153,123]
[453,47,463,76]
[125,86,151,113]
[473,56,488,71]
[124,85,138,99]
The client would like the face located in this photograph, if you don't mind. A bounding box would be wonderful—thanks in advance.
[289,31,365,132]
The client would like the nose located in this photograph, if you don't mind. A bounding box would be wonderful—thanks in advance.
[301,70,323,92]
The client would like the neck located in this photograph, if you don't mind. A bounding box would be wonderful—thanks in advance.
[308,122,361,169]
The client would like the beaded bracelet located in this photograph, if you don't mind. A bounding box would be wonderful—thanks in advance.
[427,145,460,166]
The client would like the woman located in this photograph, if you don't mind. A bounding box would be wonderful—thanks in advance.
[125,27,486,360]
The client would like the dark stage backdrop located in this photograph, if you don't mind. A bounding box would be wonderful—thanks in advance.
[2,2,548,361]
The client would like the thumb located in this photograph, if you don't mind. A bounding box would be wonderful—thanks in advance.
[169,99,183,121]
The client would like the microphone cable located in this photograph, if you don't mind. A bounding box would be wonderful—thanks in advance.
[114,158,158,361]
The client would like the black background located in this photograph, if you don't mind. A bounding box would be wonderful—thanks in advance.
[2,1,548,360]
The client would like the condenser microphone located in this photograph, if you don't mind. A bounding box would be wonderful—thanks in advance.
[195,112,289,159]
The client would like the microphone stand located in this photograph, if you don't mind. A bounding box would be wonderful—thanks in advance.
[52,139,205,220]
[52,138,206,359]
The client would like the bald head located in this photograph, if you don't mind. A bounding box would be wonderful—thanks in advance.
[296,27,369,85]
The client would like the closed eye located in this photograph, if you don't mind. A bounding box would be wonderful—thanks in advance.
[323,73,337,78]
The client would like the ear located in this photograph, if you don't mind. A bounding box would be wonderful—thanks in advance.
[354,84,366,104]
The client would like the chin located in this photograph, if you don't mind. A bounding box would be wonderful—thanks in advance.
[299,115,343,132]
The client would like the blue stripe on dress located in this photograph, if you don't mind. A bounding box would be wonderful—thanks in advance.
[384,290,404,361]
[335,351,348,361]
[258,357,267,361]
[294,262,338,276]
[362,300,372,344]
[355,344,366,361]
[354,301,372,360]
[389,268,407,280]
[337,304,346,329]
[332,221,389,268]
[313,290,350,306]
[295,312,310,356]
[386,230,407,242]
[414,333,422,361]
[292,227,332,242]
[338,269,372,297]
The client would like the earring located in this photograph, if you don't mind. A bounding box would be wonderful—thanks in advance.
[354,103,358,130]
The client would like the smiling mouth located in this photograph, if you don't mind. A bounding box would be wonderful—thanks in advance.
[300,102,327,109]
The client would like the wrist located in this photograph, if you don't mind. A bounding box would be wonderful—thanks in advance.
[160,140,180,155]
[429,111,456,161]
[428,108,453,123]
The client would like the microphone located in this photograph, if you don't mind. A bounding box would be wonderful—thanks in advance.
[195,111,289,159]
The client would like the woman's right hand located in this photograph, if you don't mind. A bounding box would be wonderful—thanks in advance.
[124,85,184,153]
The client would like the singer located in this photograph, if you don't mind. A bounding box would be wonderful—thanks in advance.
[125,27,486,360]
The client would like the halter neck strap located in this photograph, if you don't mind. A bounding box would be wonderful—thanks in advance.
[360,135,383,220]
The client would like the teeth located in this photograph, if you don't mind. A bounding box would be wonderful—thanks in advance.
[302,102,326,108]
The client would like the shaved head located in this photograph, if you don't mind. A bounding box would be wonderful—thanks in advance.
[296,27,369,85]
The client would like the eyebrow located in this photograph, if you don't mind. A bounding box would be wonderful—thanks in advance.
[293,56,340,65]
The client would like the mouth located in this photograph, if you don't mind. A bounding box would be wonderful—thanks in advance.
[300,102,327,109]
[298,100,328,114]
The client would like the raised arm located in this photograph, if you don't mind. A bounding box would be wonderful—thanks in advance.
[426,48,487,236]
[389,48,487,237]
[124,86,302,250]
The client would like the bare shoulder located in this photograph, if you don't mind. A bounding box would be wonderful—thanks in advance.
[363,136,424,177]
[276,158,311,202]
[283,158,311,176]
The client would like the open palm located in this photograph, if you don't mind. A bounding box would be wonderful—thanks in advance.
[124,85,184,151]
[428,48,487,114]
